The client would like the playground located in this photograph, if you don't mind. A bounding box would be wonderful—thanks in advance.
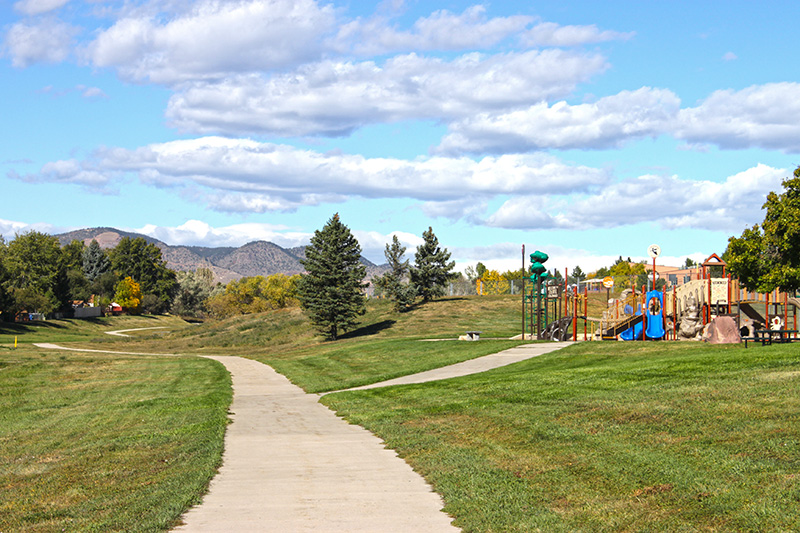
[522,250,800,345]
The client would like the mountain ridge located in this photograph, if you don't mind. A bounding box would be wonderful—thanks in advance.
[55,227,387,284]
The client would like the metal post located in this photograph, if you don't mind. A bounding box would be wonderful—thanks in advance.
[521,245,525,339]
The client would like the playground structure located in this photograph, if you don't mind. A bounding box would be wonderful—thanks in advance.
[599,254,800,341]
[522,250,800,342]
[521,248,589,341]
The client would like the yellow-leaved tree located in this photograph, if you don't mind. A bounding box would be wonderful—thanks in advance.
[114,276,142,314]
[476,270,509,295]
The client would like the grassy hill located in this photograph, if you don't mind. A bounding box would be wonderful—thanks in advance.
[2,295,800,531]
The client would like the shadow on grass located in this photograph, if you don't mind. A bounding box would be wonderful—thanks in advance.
[340,319,396,339]
[0,320,69,334]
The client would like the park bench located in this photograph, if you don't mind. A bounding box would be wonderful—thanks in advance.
[465,331,482,341]
[745,329,799,347]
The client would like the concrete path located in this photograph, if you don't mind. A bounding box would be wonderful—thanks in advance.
[174,355,458,532]
[34,340,572,531]
[105,326,168,337]
[336,341,572,393]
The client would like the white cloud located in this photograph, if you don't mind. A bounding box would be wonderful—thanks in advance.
[437,82,800,155]
[676,83,800,152]
[13,0,69,16]
[522,21,634,47]
[486,163,787,232]
[18,136,610,213]
[3,20,77,67]
[437,87,680,153]
[722,51,737,61]
[333,5,533,55]
[352,230,424,263]
[78,85,108,99]
[86,0,336,84]
[135,220,310,249]
[166,50,608,136]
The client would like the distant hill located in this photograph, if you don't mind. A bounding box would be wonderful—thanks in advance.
[56,227,388,285]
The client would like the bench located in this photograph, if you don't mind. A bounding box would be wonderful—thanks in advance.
[745,329,799,347]
[465,330,482,341]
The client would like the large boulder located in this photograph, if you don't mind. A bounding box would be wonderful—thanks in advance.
[702,316,742,344]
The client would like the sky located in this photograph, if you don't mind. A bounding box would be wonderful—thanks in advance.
[2,0,800,275]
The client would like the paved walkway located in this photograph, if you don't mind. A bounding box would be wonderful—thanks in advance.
[34,340,571,532]
[334,342,572,393]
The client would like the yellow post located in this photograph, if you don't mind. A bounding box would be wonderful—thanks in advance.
[15,336,17,348]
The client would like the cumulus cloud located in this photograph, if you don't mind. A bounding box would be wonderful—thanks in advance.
[675,83,800,153]
[3,19,77,67]
[486,163,786,232]
[15,136,610,213]
[13,0,69,16]
[438,87,680,154]
[437,82,800,155]
[135,219,311,249]
[85,0,337,84]
[522,21,635,47]
[452,242,629,275]
[166,50,608,136]
[332,5,533,55]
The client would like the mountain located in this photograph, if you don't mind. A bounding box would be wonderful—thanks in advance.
[55,227,388,284]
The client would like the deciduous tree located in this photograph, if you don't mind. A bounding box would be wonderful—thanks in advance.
[113,276,142,313]
[4,231,64,314]
[726,166,800,291]
[297,214,367,340]
[109,237,177,313]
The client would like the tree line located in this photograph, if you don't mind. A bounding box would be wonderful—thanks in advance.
[0,219,457,342]
[0,233,179,319]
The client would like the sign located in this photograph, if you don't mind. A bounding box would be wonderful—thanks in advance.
[648,244,661,258]
[711,278,729,304]
[602,276,614,288]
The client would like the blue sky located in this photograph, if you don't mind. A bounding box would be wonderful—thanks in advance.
[2,0,800,275]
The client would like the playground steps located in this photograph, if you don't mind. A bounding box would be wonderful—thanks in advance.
[601,314,643,340]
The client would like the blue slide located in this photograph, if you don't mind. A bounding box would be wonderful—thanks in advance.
[620,290,665,340]
[644,290,665,340]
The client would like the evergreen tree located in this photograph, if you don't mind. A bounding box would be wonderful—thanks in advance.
[373,235,416,311]
[570,265,585,284]
[410,227,456,301]
[83,239,110,281]
[297,214,367,340]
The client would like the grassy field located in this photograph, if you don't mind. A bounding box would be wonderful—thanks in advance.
[3,294,799,531]
[0,319,231,532]
[322,340,800,532]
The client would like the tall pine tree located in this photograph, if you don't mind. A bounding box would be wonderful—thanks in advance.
[373,235,416,311]
[298,214,367,340]
[410,227,456,302]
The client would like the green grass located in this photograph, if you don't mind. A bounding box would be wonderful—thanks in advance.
[71,296,528,393]
[0,344,231,532]
[7,295,797,531]
[321,341,800,532]
[0,314,191,344]
[265,338,523,393]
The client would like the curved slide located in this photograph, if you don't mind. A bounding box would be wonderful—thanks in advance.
[619,290,665,340]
